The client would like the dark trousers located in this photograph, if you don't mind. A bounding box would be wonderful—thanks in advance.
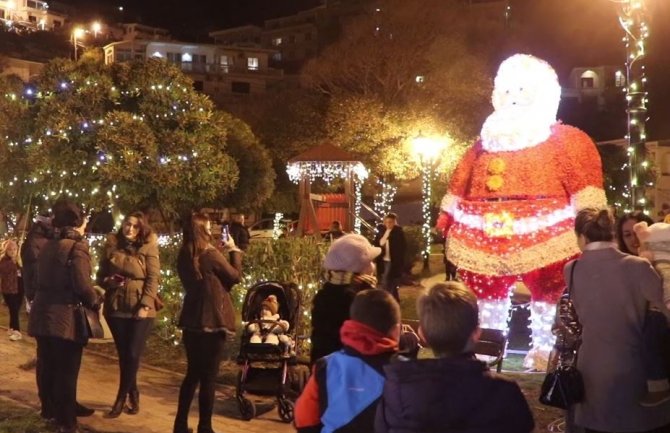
[642,310,669,382]
[107,316,153,401]
[174,330,226,433]
[2,292,23,331]
[380,262,400,302]
[35,336,84,429]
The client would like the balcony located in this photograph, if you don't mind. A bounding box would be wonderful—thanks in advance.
[178,62,283,77]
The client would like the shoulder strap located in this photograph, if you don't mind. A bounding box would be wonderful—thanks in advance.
[567,260,578,299]
[66,239,79,266]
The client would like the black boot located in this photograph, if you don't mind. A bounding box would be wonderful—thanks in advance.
[126,390,139,415]
[75,402,94,417]
[105,395,126,418]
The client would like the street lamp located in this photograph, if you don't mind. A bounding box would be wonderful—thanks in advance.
[72,27,85,61]
[412,133,445,271]
[91,21,102,38]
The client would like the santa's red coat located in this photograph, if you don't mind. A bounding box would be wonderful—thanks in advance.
[438,124,606,302]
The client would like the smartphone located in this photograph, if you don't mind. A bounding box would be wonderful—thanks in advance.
[222,225,230,243]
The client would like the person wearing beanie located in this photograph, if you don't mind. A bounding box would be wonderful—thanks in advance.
[28,198,101,433]
[296,289,401,433]
[309,234,381,364]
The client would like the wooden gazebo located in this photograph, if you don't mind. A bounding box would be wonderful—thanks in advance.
[287,142,368,238]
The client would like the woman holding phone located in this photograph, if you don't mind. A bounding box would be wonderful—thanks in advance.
[97,212,161,418]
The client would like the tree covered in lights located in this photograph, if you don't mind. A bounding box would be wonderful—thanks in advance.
[302,0,496,209]
[0,58,274,226]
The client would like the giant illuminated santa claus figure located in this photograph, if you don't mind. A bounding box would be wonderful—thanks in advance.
[437,54,607,369]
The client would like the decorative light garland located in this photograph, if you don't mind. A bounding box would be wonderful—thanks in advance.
[272,212,283,240]
[286,161,369,184]
[374,179,397,220]
[618,0,649,209]
[420,158,432,265]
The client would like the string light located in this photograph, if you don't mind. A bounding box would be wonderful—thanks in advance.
[272,212,283,240]
[618,0,649,209]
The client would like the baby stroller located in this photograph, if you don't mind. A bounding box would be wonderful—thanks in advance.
[236,281,301,423]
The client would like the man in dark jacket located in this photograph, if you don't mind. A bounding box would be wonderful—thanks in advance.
[228,213,250,251]
[374,213,406,302]
[375,282,534,433]
[296,289,401,433]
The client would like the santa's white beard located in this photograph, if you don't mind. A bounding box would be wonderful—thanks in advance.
[481,108,555,152]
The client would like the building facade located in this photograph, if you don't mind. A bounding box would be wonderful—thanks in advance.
[0,0,67,31]
[103,39,283,101]
[563,65,626,109]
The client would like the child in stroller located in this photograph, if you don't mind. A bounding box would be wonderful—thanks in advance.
[236,281,303,423]
[246,294,295,355]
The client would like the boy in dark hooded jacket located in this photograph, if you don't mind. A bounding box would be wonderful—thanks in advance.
[375,282,534,433]
[295,289,401,433]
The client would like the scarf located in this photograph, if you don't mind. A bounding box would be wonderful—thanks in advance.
[340,319,398,356]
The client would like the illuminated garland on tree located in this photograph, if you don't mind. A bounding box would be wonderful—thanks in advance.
[618,0,650,209]
[286,161,369,234]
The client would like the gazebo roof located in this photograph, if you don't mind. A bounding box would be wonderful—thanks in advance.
[288,142,361,163]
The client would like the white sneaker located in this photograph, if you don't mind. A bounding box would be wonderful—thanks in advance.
[9,330,21,341]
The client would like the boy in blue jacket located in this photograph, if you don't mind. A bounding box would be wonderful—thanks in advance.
[375,282,534,433]
[295,289,401,433]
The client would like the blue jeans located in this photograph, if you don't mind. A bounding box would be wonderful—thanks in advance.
[643,309,669,382]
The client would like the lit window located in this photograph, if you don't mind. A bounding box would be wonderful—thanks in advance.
[152,51,163,58]
[580,70,597,89]
[247,57,259,71]
[615,70,626,87]
[182,53,192,62]
[272,37,282,46]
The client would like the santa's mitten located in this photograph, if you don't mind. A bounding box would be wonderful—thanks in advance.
[249,334,262,344]
[247,323,259,334]
[265,334,279,345]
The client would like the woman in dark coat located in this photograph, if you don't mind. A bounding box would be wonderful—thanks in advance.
[569,208,670,433]
[28,199,100,433]
[97,212,160,417]
[310,234,381,364]
[173,212,242,433]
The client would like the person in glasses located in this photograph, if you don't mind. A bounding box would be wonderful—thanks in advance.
[97,212,161,418]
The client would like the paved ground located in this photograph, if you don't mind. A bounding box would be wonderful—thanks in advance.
[0,333,294,433]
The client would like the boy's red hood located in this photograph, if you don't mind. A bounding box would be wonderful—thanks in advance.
[339,319,398,356]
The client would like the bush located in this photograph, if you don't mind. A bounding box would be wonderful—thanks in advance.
[402,225,423,274]
[89,235,328,354]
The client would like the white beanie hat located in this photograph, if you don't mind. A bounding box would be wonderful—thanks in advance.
[323,234,382,274]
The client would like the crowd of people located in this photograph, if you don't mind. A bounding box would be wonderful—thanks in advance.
[4,200,670,433]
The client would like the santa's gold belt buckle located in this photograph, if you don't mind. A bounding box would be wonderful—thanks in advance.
[483,211,514,237]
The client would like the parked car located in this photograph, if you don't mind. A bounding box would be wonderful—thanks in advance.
[249,218,296,240]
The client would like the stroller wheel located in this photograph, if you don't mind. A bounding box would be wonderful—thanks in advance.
[278,399,295,423]
[238,397,256,421]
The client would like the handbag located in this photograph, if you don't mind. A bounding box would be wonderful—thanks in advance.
[66,241,105,342]
[74,303,105,342]
[539,260,585,409]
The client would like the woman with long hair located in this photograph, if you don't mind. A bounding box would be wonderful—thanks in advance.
[568,208,670,432]
[0,239,23,341]
[173,212,242,433]
[97,212,160,418]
